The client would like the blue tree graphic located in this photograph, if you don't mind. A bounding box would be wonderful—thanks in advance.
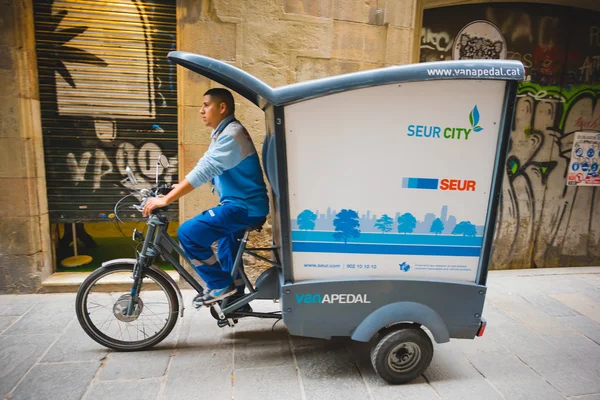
[430,218,444,235]
[297,209,317,230]
[397,213,417,234]
[333,209,361,244]
[374,214,393,233]
[452,221,477,236]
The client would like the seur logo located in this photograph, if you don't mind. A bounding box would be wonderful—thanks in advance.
[295,293,371,304]
[407,105,483,141]
[403,177,476,191]
[399,262,411,272]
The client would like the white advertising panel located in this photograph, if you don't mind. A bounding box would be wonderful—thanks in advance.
[284,79,506,282]
[567,132,600,186]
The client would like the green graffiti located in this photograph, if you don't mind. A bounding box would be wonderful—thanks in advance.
[508,158,519,176]
[517,82,600,130]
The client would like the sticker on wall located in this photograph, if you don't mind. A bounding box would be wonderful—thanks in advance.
[452,20,507,60]
[567,132,600,186]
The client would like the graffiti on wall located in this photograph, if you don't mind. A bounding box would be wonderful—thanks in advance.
[421,4,600,268]
[494,84,600,267]
[34,0,178,221]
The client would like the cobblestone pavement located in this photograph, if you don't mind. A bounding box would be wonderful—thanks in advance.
[1,267,599,400]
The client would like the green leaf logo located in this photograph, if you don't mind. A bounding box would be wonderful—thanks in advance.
[469,105,483,132]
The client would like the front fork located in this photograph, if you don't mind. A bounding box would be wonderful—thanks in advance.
[126,223,158,316]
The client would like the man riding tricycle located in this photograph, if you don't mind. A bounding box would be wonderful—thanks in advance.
[75,51,524,384]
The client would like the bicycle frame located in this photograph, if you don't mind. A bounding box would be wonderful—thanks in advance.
[129,212,282,319]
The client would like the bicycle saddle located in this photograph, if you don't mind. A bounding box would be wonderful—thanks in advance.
[248,218,267,232]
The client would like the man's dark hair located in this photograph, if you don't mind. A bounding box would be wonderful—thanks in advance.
[204,88,235,115]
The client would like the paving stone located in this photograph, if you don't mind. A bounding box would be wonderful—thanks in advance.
[581,287,600,302]
[292,339,369,400]
[233,365,301,400]
[484,279,515,299]
[0,334,56,396]
[490,324,600,396]
[0,316,18,333]
[453,333,506,357]
[0,294,41,316]
[4,294,75,335]
[84,378,162,400]
[552,293,600,324]
[482,302,521,328]
[535,276,592,296]
[366,374,439,400]
[576,275,600,287]
[543,333,600,377]
[424,344,504,400]
[235,336,293,370]
[465,350,565,400]
[561,316,600,345]
[161,346,233,400]
[43,321,108,363]
[10,361,99,400]
[98,348,172,380]
[568,394,600,400]
[176,307,234,350]
[233,315,289,345]
[491,293,576,336]
[289,334,331,350]
[521,294,581,317]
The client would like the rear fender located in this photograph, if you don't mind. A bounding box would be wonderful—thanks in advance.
[351,301,449,343]
[101,258,185,317]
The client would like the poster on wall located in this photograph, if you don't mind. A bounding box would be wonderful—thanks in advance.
[567,132,600,186]
[284,79,508,283]
[452,20,507,61]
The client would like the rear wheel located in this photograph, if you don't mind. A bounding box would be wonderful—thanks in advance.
[75,264,179,351]
[371,326,434,384]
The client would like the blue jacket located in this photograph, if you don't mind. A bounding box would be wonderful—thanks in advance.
[185,115,269,217]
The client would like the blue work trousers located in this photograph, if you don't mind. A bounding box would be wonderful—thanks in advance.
[177,204,264,290]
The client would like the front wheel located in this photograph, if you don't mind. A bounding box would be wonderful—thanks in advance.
[75,264,179,351]
[371,326,434,384]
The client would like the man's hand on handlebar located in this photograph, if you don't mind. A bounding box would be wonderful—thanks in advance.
[142,196,169,217]
[139,180,193,217]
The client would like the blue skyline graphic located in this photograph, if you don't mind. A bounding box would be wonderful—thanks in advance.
[291,205,484,236]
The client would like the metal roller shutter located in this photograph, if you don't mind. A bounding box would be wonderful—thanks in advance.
[33,0,178,222]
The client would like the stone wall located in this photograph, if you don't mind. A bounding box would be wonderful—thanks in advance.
[0,0,52,292]
[176,0,419,222]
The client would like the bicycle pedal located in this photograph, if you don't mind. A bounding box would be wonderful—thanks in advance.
[211,303,226,320]
[217,318,238,328]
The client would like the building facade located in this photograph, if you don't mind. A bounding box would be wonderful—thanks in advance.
[1,0,599,292]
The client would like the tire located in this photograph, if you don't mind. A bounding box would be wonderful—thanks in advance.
[371,327,434,384]
[75,264,179,351]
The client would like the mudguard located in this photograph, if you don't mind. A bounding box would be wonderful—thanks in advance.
[351,301,450,343]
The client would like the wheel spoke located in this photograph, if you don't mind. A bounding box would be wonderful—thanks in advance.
[140,313,165,333]
[98,312,114,331]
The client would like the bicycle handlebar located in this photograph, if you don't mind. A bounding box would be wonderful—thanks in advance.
[131,184,174,214]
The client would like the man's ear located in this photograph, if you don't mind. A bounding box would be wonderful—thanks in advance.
[219,102,228,115]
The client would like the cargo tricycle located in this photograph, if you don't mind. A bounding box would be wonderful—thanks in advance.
[75,52,524,384]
